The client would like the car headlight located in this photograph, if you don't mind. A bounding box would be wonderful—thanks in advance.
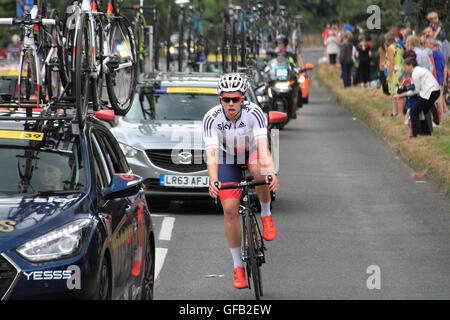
[119,143,139,158]
[16,219,93,262]
[298,75,306,83]
[169,47,176,54]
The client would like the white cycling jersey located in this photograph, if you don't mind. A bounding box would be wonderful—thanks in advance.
[203,101,268,156]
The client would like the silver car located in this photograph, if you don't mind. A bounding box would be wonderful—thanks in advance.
[110,72,263,204]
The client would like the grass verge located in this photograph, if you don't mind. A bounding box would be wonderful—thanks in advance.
[315,63,450,197]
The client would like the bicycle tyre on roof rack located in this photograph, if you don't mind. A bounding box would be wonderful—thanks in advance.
[45,9,63,101]
[59,0,78,96]
[74,12,92,125]
[105,14,137,116]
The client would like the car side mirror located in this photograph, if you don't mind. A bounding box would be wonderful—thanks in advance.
[101,173,143,200]
[305,63,314,70]
[268,111,288,124]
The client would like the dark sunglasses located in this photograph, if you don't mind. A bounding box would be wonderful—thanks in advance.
[220,96,244,103]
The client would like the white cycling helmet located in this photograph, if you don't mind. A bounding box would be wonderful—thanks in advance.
[217,73,248,94]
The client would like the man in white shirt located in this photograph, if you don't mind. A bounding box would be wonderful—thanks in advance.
[394,57,441,137]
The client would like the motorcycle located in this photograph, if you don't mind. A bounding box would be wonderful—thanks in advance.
[256,62,314,129]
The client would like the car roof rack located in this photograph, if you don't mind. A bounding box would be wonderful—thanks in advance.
[0,99,81,139]
[141,71,220,83]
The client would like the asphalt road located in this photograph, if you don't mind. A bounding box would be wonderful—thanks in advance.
[151,49,450,300]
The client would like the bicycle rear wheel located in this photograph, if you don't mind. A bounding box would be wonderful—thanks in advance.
[105,15,137,116]
[74,13,92,124]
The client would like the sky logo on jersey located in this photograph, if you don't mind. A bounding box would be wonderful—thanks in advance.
[218,123,232,130]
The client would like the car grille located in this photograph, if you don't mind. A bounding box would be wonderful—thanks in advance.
[145,149,206,173]
[0,255,17,299]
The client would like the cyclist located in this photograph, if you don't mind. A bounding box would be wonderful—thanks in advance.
[203,73,279,289]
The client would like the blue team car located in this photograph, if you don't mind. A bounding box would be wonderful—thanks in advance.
[0,108,155,300]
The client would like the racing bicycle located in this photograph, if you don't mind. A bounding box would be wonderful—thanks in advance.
[0,3,62,107]
[124,1,159,73]
[217,166,272,300]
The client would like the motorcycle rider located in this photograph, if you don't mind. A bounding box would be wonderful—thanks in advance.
[264,46,300,119]
[275,34,298,68]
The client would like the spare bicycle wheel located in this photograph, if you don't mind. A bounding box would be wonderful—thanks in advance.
[105,15,137,116]
[74,13,92,125]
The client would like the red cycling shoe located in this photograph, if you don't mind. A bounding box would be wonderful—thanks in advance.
[233,266,248,289]
[262,216,277,241]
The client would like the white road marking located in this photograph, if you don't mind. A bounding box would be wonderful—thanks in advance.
[158,216,175,241]
[155,247,168,280]
[154,216,175,280]
[151,214,169,217]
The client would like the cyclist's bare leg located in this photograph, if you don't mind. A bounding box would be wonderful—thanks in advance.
[248,158,277,241]
[247,160,271,203]
[222,198,242,248]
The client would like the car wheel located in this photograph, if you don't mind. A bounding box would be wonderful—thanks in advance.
[141,238,155,300]
[97,258,111,300]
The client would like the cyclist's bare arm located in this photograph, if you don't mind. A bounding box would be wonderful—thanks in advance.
[206,147,220,198]
[255,137,279,192]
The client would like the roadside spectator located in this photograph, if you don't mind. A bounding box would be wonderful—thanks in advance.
[427,12,446,43]
[425,37,446,125]
[422,26,433,38]
[394,57,440,138]
[401,28,412,42]
[7,34,21,60]
[378,39,389,94]
[322,24,331,59]
[325,30,338,65]
[0,42,8,60]
[397,77,421,138]
[355,35,371,87]
[385,31,404,116]
[405,35,434,72]
[391,27,405,50]
[339,32,354,88]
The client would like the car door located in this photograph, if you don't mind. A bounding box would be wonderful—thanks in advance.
[92,126,145,299]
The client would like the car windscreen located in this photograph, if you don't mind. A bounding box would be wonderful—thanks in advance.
[126,90,219,121]
[0,133,85,195]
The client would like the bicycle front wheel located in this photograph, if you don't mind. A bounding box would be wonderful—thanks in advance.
[105,15,137,116]
[245,213,262,300]
[18,52,38,103]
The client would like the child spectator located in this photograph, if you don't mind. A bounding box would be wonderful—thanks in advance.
[397,77,423,138]
[427,12,446,42]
